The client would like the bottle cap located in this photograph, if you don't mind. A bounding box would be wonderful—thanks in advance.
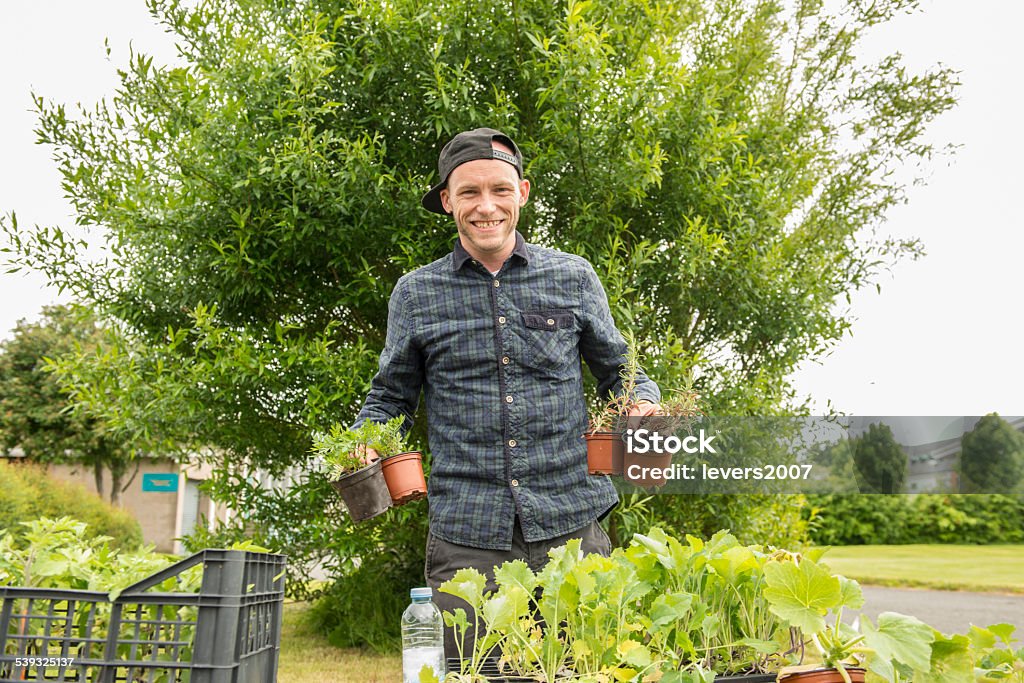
[410,587,432,600]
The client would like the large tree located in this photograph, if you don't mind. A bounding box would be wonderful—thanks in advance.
[960,414,1024,493]
[0,306,137,505]
[851,422,906,494]
[2,0,957,611]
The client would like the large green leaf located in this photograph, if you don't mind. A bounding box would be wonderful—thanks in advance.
[442,607,469,632]
[570,563,598,600]
[763,558,841,633]
[837,575,864,609]
[649,591,694,630]
[968,624,997,651]
[481,591,522,631]
[617,639,652,669]
[915,633,973,683]
[493,559,537,594]
[439,567,488,609]
[987,623,1017,645]
[862,612,934,678]
[709,545,757,584]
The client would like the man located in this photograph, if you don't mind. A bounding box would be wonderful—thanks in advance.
[354,127,661,657]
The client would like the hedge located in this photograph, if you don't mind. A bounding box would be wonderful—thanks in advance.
[807,493,1024,545]
[0,459,143,548]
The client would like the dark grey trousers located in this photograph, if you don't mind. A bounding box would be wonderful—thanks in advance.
[424,517,613,661]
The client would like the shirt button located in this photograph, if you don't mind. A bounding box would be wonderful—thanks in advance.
[511,479,519,487]
[498,316,506,324]
[493,280,500,288]
[508,439,517,447]
[505,395,513,404]
[501,356,510,365]
[546,318,555,326]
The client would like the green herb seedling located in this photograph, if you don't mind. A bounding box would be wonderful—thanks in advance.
[312,416,407,481]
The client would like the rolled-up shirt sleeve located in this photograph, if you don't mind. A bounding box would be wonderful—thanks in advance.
[578,261,661,405]
[354,275,423,435]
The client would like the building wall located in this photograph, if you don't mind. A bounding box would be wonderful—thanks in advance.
[46,459,188,553]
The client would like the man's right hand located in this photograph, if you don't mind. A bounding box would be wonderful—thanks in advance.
[356,445,380,466]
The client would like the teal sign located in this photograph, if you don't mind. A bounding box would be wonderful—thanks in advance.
[142,473,179,492]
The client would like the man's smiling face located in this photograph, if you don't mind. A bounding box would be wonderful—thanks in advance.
[440,143,530,268]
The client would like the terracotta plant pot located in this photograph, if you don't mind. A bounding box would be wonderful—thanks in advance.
[381,451,428,504]
[780,668,866,683]
[584,432,624,475]
[330,459,392,522]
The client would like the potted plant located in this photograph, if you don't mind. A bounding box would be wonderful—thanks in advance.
[374,415,428,505]
[585,331,653,477]
[625,528,794,680]
[763,554,936,683]
[953,623,1024,681]
[440,528,797,682]
[622,387,701,488]
[437,563,541,683]
[437,528,954,683]
[584,400,625,475]
[313,422,392,522]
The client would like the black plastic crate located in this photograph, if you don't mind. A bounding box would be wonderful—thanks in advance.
[0,550,285,683]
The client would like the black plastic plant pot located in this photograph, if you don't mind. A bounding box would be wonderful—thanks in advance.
[330,459,392,522]
[444,658,776,682]
[779,668,866,683]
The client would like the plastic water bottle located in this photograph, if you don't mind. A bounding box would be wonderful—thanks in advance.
[402,587,445,683]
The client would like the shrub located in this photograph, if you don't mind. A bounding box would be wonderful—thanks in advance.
[624,494,812,551]
[308,540,424,653]
[0,460,142,548]
[306,514,426,653]
[807,494,1024,545]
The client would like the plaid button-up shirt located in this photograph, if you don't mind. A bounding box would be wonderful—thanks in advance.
[355,232,660,549]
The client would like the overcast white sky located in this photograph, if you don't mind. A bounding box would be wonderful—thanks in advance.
[1,2,1022,417]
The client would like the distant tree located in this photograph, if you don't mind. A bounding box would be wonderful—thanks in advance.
[0,306,136,505]
[852,422,906,494]
[960,414,1024,493]
[806,437,860,494]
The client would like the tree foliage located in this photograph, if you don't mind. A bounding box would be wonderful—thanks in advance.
[851,422,906,494]
[1,0,957,636]
[959,414,1024,493]
[0,306,137,505]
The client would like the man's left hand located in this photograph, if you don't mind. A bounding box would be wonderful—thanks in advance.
[627,400,661,417]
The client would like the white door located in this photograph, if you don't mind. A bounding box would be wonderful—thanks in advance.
[180,478,201,540]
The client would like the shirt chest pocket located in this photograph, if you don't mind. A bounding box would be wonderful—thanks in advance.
[520,310,578,372]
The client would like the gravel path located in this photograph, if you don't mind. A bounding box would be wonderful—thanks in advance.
[858,585,1024,632]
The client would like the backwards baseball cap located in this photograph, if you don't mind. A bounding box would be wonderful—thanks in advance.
[421,127,524,215]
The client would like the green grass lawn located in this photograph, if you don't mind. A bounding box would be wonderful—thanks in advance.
[821,544,1024,593]
[278,602,400,683]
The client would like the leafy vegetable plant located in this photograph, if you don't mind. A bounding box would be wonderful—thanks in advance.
[763,555,935,682]
[440,529,799,682]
